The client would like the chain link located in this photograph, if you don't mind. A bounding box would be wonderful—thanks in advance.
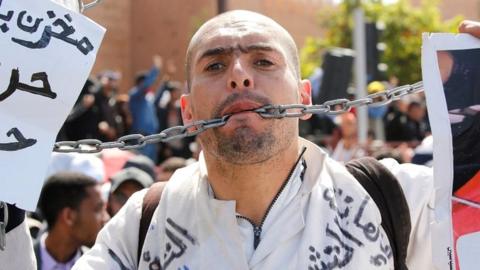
[53,81,424,153]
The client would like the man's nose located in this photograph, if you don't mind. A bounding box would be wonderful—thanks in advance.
[228,58,254,90]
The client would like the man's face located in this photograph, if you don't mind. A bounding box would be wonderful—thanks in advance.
[182,16,311,164]
[71,185,109,247]
[107,180,144,216]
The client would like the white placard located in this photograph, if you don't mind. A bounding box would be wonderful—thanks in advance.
[0,0,105,210]
[422,33,480,270]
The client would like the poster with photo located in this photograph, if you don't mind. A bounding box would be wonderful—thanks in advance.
[423,33,480,270]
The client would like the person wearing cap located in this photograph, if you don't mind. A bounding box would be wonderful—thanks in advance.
[123,154,157,181]
[107,167,154,217]
[367,81,388,141]
[91,70,125,141]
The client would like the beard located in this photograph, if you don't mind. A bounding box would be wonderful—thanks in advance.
[200,92,295,165]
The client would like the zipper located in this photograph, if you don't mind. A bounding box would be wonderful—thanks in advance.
[236,147,307,250]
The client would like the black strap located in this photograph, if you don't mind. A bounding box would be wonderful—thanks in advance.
[137,181,166,266]
[346,157,411,270]
[0,203,25,233]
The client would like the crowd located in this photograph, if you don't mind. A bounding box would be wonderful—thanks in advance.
[301,77,431,165]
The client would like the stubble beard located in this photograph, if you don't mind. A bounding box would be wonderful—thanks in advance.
[199,91,296,165]
[200,118,295,165]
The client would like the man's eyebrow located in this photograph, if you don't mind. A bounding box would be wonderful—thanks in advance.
[198,47,234,61]
[197,44,278,62]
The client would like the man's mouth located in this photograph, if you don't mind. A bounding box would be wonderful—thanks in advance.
[221,101,265,117]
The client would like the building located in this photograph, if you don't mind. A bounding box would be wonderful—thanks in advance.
[84,0,329,92]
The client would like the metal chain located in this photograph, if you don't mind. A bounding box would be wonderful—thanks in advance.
[53,81,424,153]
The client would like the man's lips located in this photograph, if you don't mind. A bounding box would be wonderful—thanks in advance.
[220,101,265,117]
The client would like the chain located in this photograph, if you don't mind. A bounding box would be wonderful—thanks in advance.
[53,81,424,153]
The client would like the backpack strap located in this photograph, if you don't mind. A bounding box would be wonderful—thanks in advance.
[345,157,411,270]
[137,181,167,266]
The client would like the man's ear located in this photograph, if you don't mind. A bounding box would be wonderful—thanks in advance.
[180,94,193,125]
[59,207,77,227]
[299,79,312,120]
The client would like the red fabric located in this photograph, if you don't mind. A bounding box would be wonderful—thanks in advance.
[101,149,135,182]
[452,170,480,269]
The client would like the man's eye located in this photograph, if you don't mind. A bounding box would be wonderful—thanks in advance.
[205,62,225,71]
[255,59,274,67]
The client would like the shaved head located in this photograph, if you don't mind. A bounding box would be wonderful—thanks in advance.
[185,10,300,90]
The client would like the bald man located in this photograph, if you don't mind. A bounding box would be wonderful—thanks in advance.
[72,13,480,270]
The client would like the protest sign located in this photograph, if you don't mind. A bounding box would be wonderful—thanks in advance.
[0,0,105,210]
[423,33,480,270]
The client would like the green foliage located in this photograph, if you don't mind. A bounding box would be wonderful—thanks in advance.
[300,0,463,84]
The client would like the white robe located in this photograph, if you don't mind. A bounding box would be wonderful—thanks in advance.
[73,138,434,270]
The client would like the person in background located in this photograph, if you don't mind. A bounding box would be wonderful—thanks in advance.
[92,70,125,141]
[129,55,163,163]
[34,172,109,270]
[107,167,154,217]
[331,112,366,163]
[366,81,388,141]
[156,81,193,162]
[156,157,188,182]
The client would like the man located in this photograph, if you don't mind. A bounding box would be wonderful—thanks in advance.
[156,81,193,162]
[156,157,188,182]
[331,112,366,163]
[72,14,480,270]
[129,55,163,162]
[34,172,109,270]
[107,167,154,216]
[93,70,125,141]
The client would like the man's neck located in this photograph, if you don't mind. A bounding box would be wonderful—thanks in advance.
[44,227,79,263]
[342,136,357,149]
[204,142,300,226]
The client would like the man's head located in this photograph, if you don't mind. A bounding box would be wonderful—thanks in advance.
[157,157,188,182]
[107,167,153,216]
[38,172,108,247]
[407,101,425,122]
[338,112,358,139]
[99,70,120,93]
[181,10,311,165]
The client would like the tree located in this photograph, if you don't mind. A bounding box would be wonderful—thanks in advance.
[300,0,462,85]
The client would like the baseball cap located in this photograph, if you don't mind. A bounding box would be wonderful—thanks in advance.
[123,154,156,180]
[110,167,153,194]
[367,81,385,94]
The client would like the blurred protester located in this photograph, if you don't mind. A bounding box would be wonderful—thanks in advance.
[35,172,109,270]
[129,55,163,162]
[57,78,97,141]
[156,81,193,162]
[156,157,188,182]
[123,154,157,181]
[411,135,433,167]
[107,168,153,217]
[367,81,388,140]
[115,93,133,137]
[385,98,427,143]
[92,70,125,141]
[331,112,365,163]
